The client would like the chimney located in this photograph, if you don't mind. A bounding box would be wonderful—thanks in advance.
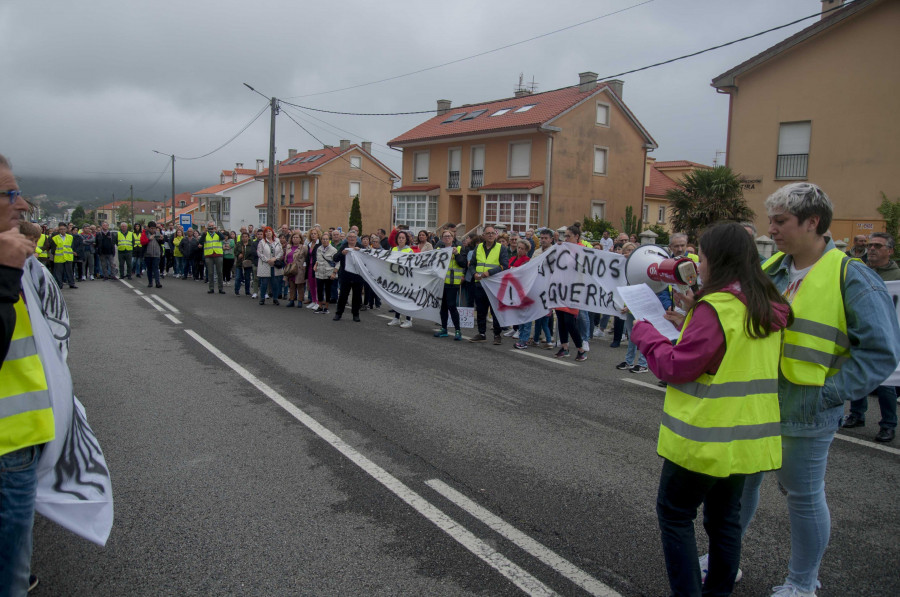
[220,174,225,185]
[235,162,244,170]
[605,79,624,99]
[514,89,532,98]
[821,0,843,19]
[288,149,297,159]
[256,159,264,173]
[579,71,599,93]
[437,99,452,116]
[340,139,350,151]
[645,156,656,187]
[362,141,372,154]
[232,171,237,183]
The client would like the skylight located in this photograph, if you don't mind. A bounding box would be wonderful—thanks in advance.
[514,104,536,113]
[490,108,512,117]
[442,112,466,124]
[285,157,304,165]
[461,109,487,120]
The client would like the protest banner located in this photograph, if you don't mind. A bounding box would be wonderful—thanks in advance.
[449,306,475,329]
[480,243,627,327]
[881,280,900,386]
[347,248,453,322]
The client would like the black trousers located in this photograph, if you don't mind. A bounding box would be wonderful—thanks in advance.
[474,284,501,336]
[336,278,362,316]
[657,458,746,597]
[440,284,460,329]
[557,310,583,349]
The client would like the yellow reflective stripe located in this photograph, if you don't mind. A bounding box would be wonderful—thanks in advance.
[4,336,37,361]
[671,378,778,400]
[789,318,850,349]
[0,390,52,419]
[661,412,781,443]
[783,344,849,370]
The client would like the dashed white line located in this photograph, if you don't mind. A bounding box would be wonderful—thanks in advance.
[120,280,134,289]
[151,295,180,313]
[165,314,182,325]
[511,350,575,367]
[184,329,559,596]
[134,290,144,296]
[427,479,621,597]
[141,296,165,313]
[621,378,665,392]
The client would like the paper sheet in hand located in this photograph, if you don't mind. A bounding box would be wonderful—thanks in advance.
[616,283,680,341]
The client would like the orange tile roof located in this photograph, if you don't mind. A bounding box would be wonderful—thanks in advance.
[389,83,643,146]
[97,200,164,211]
[284,202,314,208]
[258,146,349,177]
[222,168,258,177]
[653,160,711,169]
[392,184,440,193]
[479,181,544,190]
[646,167,679,198]
[193,177,257,196]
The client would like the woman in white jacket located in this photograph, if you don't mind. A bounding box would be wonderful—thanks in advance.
[314,230,338,314]
[257,227,284,306]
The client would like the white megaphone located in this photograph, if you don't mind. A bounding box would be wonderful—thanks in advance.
[624,245,699,293]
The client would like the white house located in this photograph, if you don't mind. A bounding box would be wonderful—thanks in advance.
[193,161,265,231]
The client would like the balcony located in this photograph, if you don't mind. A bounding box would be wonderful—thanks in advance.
[448,170,460,190]
[776,153,808,179]
[470,169,484,188]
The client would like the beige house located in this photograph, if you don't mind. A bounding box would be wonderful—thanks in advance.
[387,72,657,234]
[712,0,899,241]
[258,141,398,233]
[642,159,713,232]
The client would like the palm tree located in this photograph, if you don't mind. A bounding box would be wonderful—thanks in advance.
[667,166,753,242]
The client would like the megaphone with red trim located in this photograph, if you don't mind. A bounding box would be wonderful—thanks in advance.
[624,245,698,293]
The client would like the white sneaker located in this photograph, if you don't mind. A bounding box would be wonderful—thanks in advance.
[770,583,816,597]
[699,553,743,585]
[582,340,590,352]
[387,319,401,326]
[502,328,516,337]
[90,275,95,280]
[593,327,606,338]
[400,320,413,329]
[251,293,258,299]
[307,302,317,309]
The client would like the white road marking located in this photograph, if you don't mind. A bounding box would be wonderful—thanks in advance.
[134,290,144,296]
[151,295,180,313]
[141,296,165,313]
[165,314,182,325]
[184,329,558,597]
[120,280,134,289]
[376,314,394,320]
[511,350,575,367]
[427,479,622,597]
[621,379,900,456]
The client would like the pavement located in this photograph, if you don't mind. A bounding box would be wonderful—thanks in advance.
[31,274,900,596]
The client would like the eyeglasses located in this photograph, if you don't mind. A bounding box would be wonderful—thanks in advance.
[867,243,888,249]
[483,231,496,235]
[3,189,22,204]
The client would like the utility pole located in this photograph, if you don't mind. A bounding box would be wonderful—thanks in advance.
[130,185,134,224]
[171,154,176,228]
[267,96,278,229]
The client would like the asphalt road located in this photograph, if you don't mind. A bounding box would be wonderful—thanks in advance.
[31,274,900,596]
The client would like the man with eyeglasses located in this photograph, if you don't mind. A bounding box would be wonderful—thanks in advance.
[842,232,900,442]
[468,224,508,344]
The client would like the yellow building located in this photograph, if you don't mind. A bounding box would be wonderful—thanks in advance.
[387,73,657,234]
[712,0,898,241]
[642,159,713,232]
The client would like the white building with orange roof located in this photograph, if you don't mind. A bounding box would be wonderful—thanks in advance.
[193,161,266,232]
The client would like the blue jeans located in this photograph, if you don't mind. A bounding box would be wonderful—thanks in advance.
[624,315,647,367]
[144,256,160,285]
[174,256,184,277]
[577,310,591,341]
[532,316,551,343]
[517,321,532,344]
[258,276,281,302]
[133,255,144,276]
[0,444,42,597]
[234,266,251,295]
[739,433,835,593]
[849,385,898,429]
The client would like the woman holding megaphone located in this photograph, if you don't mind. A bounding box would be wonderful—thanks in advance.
[632,221,792,597]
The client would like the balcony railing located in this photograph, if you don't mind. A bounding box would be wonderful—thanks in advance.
[470,169,484,188]
[448,170,460,189]
[776,153,808,179]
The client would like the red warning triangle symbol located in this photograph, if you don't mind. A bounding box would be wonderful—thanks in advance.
[496,273,535,311]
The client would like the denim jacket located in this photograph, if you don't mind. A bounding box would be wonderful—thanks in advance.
[768,239,900,436]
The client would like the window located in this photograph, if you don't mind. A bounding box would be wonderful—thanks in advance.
[290,181,295,203]
[509,142,531,178]
[461,109,487,120]
[301,179,309,201]
[491,108,512,117]
[350,181,361,198]
[448,148,461,189]
[289,208,312,230]
[596,102,610,126]
[393,194,437,230]
[658,205,666,224]
[483,193,540,233]
[642,204,649,223]
[593,147,608,175]
[350,156,361,169]
[223,198,230,215]
[776,121,811,179]
[442,112,466,124]
[470,146,485,188]
[414,151,430,182]
[179,200,186,207]
[591,201,606,220]
[515,104,536,113]
[280,182,286,205]
[258,209,267,227]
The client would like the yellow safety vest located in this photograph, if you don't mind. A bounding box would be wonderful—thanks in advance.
[445,246,464,286]
[581,240,592,248]
[204,232,223,257]
[117,231,134,252]
[52,234,74,263]
[0,298,55,457]
[763,248,851,386]
[475,242,501,279]
[391,246,413,253]
[36,234,47,259]
[658,292,782,477]
[132,232,141,250]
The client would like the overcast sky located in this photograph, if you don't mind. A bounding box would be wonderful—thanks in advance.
[3,0,826,198]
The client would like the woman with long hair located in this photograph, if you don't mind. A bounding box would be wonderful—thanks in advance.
[234,232,253,296]
[132,222,145,278]
[388,230,414,328]
[223,230,236,282]
[415,229,433,253]
[305,228,321,308]
[314,230,338,314]
[172,228,185,279]
[632,221,792,597]
[256,227,284,306]
[284,232,307,307]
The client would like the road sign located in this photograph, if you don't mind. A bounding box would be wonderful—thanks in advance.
[179,214,192,230]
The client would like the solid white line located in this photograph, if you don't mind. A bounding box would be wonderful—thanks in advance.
[151,295,180,313]
[376,314,394,320]
[141,296,165,313]
[621,379,900,456]
[133,290,144,296]
[621,378,665,392]
[183,329,558,597]
[511,350,575,367]
[427,479,621,597]
[119,280,134,289]
[165,314,182,325]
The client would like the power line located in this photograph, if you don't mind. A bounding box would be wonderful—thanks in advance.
[136,158,172,194]
[282,0,657,99]
[173,102,270,160]
[283,1,855,117]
